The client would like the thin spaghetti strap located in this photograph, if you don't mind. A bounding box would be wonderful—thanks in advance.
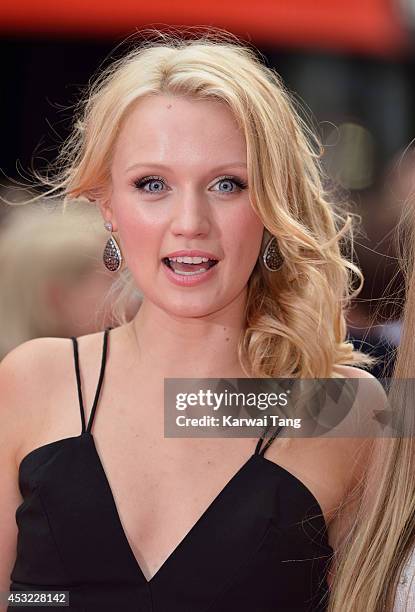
[86,327,111,433]
[254,423,284,456]
[70,327,112,435]
[71,336,87,434]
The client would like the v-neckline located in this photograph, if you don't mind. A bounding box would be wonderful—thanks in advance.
[88,431,259,584]
[17,429,330,586]
[87,432,330,585]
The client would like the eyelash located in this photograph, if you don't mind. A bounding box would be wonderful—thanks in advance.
[132,175,248,194]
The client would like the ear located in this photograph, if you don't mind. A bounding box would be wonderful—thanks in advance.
[97,197,118,232]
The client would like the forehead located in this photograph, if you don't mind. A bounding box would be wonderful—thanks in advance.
[111,94,247,172]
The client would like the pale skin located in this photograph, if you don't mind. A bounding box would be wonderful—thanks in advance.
[0,94,386,599]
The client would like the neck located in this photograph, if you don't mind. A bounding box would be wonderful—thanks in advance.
[127,291,249,378]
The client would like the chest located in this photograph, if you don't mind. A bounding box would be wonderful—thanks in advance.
[23,380,352,583]
[85,417,349,580]
[16,433,333,610]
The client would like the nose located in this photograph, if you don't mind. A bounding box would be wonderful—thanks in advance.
[169,188,211,238]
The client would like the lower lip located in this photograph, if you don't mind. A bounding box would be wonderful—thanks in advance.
[161,261,219,287]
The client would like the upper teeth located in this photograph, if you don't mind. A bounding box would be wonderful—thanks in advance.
[168,256,213,263]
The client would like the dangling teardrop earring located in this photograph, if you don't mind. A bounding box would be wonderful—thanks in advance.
[262,235,284,272]
[103,221,123,272]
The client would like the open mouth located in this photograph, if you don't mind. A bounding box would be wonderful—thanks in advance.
[162,256,219,276]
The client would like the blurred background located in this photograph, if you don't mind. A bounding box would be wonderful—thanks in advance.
[0,0,414,376]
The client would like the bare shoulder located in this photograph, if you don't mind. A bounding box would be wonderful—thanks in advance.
[329,364,387,457]
[0,336,71,410]
[0,337,73,450]
[2,326,130,454]
[333,363,380,379]
[332,364,388,421]
[325,364,387,554]
[0,327,120,401]
[0,335,70,378]
[0,332,114,438]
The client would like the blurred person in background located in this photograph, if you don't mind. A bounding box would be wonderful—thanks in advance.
[0,198,140,359]
[345,148,415,380]
[328,152,415,611]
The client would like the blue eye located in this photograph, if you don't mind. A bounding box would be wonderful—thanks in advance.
[214,177,248,192]
[134,176,166,193]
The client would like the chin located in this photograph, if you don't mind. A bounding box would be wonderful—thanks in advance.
[164,301,222,319]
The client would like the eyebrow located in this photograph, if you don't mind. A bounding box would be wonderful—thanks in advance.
[125,162,247,173]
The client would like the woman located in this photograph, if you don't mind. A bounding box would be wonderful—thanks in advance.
[328,159,415,611]
[0,30,385,611]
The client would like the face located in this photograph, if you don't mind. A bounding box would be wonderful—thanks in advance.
[104,94,264,318]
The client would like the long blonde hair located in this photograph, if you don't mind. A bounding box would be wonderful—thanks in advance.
[328,162,415,610]
[30,27,373,378]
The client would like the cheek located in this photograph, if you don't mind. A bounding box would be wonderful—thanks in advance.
[226,205,264,262]
[112,200,163,262]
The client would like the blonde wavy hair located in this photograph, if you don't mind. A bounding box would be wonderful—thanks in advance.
[32,27,374,378]
[328,153,415,611]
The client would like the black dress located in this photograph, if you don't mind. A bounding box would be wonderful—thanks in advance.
[9,328,333,611]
